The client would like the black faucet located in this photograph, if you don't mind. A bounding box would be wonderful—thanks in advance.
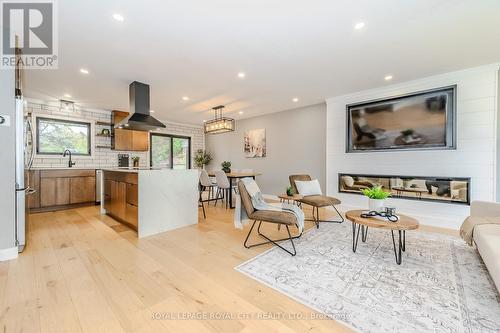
[62,149,76,168]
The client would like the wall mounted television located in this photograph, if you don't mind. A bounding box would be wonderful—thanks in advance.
[346,85,456,153]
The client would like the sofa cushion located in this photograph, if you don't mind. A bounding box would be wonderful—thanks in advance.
[342,176,354,188]
[474,224,500,292]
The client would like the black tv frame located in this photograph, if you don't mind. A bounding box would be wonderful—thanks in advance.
[346,85,457,153]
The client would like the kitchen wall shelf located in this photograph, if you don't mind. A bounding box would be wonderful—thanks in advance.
[96,133,113,138]
[95,121,112,126]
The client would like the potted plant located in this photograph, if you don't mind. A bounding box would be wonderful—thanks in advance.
[221,161,231,173]
[194,149,212,169]
[361,186,391,212]
[400,129,415,140]
[286,186,295,196]
[131,156,140,168]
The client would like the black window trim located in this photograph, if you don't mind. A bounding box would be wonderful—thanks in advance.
[36,116,92,156]
[149,132,192,169]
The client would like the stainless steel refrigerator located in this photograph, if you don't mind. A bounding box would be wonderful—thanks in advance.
[14,47,35,252]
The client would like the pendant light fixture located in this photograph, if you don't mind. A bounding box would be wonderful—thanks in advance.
[204,105,235,134]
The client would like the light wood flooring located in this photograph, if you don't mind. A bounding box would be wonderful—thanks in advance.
[0,202,457,333]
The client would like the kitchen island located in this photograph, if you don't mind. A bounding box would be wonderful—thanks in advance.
[101,168,198,238]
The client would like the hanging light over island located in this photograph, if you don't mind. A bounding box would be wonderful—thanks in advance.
[204,105,235,134]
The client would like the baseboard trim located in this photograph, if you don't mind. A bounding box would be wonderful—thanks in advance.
[0,246,18,261]
[329,203,461,230]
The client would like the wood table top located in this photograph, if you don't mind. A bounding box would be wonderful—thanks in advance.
[208,172,261,178]
[277,193,303,200]
[345,210,419,231]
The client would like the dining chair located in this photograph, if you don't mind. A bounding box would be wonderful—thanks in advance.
[214,170,231,208]
[199,169,217,200]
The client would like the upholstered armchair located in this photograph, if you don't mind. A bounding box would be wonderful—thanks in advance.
[289,174,344,228]
[238,181,302,256]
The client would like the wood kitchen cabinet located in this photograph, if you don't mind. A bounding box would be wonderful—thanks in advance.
[70,177,96,204]
[31,169,96,212]
[103,171,138,230]
[40,177,70,207]
[112,110,149,151]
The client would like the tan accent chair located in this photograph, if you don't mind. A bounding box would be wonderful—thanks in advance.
[238,181,302,256]
[289,174,344,228]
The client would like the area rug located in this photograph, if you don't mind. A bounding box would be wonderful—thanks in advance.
[235,221,500,333]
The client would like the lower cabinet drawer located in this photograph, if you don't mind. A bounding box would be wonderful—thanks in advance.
[125,203,138,229]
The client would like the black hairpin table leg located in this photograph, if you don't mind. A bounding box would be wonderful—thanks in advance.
[391,230,404,265]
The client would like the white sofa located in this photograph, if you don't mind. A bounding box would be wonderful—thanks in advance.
[470,201,500,292]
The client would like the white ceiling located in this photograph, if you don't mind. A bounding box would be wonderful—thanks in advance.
[24,0,500,124]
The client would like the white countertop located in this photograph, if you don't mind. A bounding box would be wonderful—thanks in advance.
[101,167,164,173]
[30,167,98,170]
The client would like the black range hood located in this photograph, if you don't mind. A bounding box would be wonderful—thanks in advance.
[114,81,166,131]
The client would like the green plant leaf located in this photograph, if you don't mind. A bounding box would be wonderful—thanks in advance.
[361,185,391,199]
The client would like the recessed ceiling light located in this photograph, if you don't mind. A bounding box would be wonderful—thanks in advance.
[112,13,124,22]
[354,22,365,30]
[124,123,129,127]
[64,94,72,98]
[237,72,246,79]
[292,97,299,103]
[150,109,155,113]
[384,75,393,81]
[79,68,89,74]
[182,96,189,101]
[238,111,244,114]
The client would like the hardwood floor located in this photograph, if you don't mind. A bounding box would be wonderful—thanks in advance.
[0,202,457,333]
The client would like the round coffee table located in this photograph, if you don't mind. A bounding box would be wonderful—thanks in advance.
[278,193,302,206]
[345,210,419,265]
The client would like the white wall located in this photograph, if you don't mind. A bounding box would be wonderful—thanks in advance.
[27,100,205,169]
[326,64,500,229]
[206,103,326,194]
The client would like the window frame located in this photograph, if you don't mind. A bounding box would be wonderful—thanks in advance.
[149,132,191,169]
[35,116,93,157]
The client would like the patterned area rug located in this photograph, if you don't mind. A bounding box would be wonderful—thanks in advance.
[235,221,500,333]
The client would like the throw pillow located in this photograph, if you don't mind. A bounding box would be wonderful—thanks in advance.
[295,179,323,196]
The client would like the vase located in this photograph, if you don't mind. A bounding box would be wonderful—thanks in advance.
[133,160,139,168]
[223,168,231,173]
[368,198,385,212]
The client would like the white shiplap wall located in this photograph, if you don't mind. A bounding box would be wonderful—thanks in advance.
[326,64,499,229]
[27,100,205,169]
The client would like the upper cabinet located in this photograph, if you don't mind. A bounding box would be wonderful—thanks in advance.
[111,110,149,151]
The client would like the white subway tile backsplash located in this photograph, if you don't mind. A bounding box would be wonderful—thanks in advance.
[28,101,205,169]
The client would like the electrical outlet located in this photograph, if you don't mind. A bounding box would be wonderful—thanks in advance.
[0,115,10,127]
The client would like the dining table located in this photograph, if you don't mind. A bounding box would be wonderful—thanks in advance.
[208,171,262,209]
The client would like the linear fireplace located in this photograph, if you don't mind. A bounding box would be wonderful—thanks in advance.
[338,173,471,205]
